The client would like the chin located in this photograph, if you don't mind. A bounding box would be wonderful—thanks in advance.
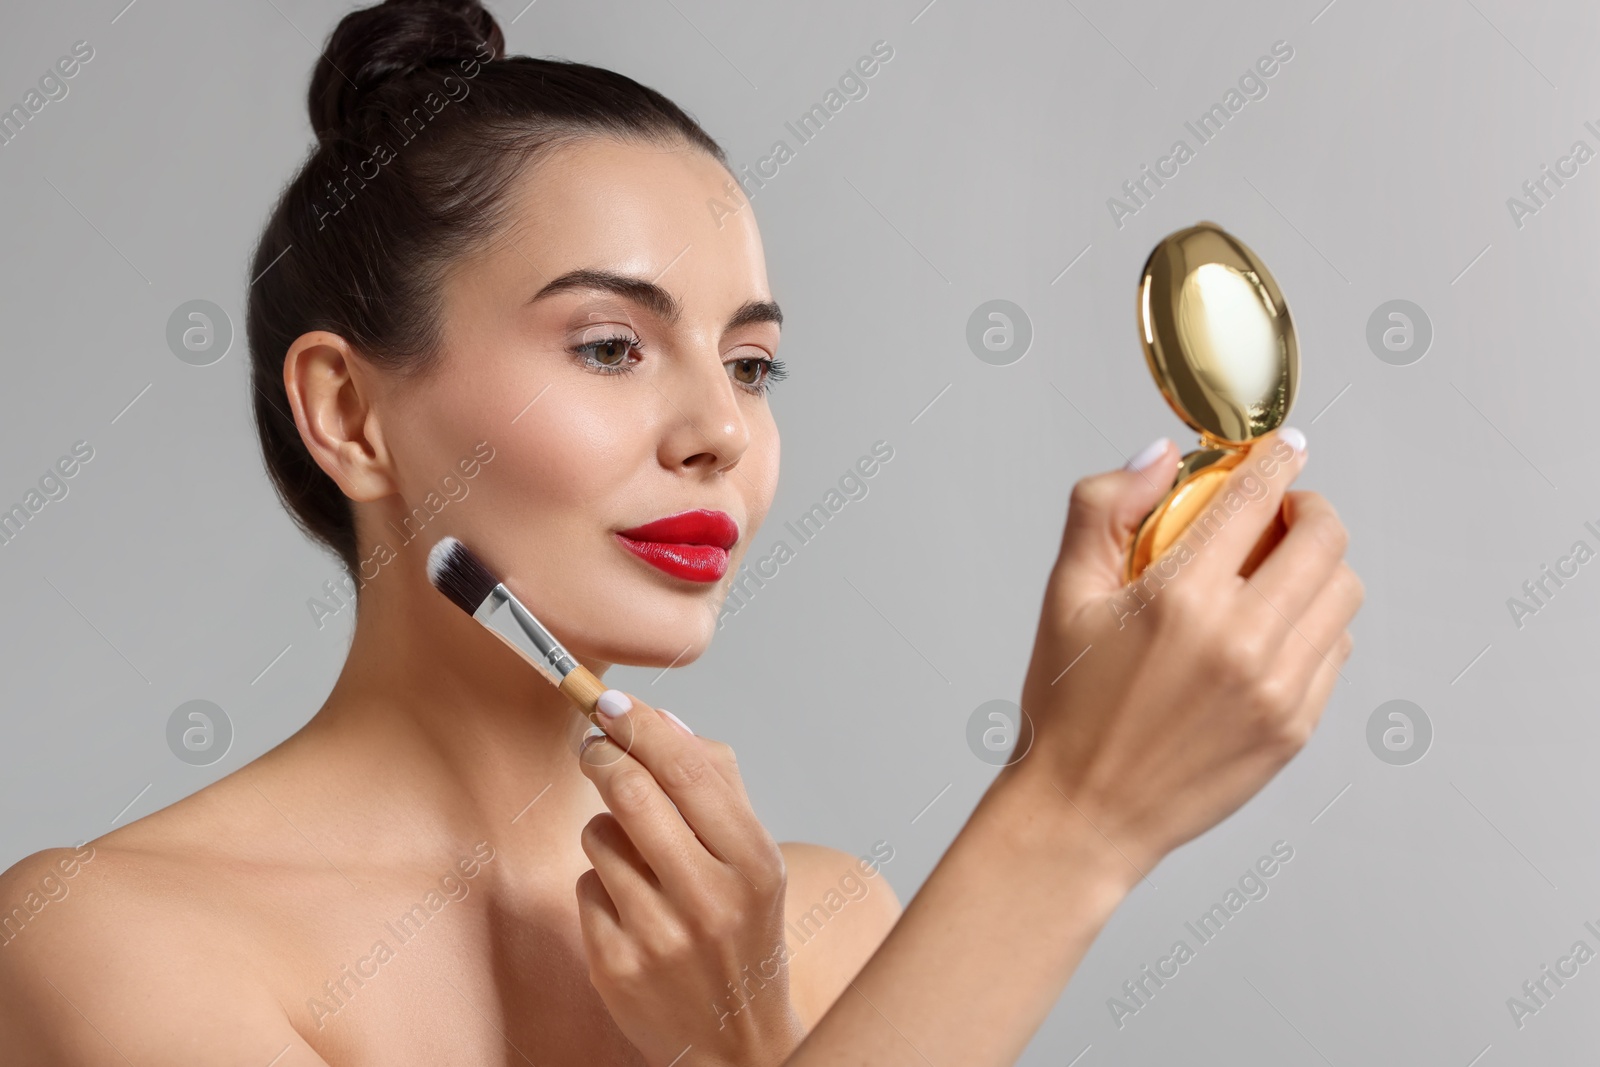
[554,558,727,669]
[572,600,718,670]
[490,529,754,671]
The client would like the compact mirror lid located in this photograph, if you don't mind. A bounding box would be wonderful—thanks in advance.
[1137,220,1297,448]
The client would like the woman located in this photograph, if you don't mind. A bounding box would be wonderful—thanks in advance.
[0,1,1362,1063]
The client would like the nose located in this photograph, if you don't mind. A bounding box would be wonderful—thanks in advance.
[657,346,750,475]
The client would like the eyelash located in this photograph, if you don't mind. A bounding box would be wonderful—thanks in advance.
[569,331,789,396]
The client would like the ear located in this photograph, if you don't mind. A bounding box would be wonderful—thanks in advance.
[282,331,397,503]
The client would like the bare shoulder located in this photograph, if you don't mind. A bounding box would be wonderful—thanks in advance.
[0,845,105,980]
[0,845,318,1064]
[0,770,331,1064]
[777,839,903,1027]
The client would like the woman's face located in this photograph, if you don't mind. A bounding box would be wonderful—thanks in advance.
[377,135,781,668]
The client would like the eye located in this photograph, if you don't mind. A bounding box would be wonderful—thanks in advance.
[728,354,788,395]
[570,329,644,375]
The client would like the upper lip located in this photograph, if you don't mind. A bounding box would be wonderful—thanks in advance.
[616,508,739,549]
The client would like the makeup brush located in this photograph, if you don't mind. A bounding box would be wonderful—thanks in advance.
[426,535,609,722]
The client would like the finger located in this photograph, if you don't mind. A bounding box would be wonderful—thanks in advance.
[589,690,769,875]
[1053,438,1182,603]
[574,867,630,974]
[1183,428,1307,581]
[652,708,745,799]
[632,709,752,810]
[682,730,750,803]
[577,727,704,892]
[1288,629,1354,738]
[1264,561,1364,702]
[579,812,665,929]
[1241,490,1349,627]
[575,865,622,927]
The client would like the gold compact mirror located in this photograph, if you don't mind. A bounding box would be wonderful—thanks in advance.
[1125,221,1298,582]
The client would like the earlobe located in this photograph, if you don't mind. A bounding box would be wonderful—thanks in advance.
[282,331,397,502]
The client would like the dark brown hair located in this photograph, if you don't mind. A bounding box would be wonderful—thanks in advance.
[246,0,728,576]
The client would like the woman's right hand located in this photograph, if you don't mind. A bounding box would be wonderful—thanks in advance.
[1010,428,1363,878]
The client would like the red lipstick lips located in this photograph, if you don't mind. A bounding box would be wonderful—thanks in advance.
[615,509,739,583]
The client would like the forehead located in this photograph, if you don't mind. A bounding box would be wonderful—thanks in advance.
[482,135,769,307]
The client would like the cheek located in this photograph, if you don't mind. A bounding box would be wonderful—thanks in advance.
[406,343,634,505]
[484,398,641,523]
[746,420,779,528]
[728,415,779,568]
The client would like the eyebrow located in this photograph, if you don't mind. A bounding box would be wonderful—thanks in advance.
[528,268,782,332]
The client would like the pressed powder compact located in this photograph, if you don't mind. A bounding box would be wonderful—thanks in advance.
[1125,220,1299,583]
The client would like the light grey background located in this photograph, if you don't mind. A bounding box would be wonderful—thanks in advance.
[2,0,1596,1062]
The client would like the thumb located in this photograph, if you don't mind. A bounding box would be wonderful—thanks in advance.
[1052,437,1181,601]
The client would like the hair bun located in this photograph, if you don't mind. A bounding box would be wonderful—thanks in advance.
[309,0,504,142]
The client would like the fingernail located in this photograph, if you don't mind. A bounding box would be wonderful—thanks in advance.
[596,689,632,719]
[1125,437,1170,472]
[1278,426,1307,455]
[659,708,694,736]
[579,724,607,755]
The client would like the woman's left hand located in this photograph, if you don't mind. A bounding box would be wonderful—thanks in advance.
[573,687,805,1067]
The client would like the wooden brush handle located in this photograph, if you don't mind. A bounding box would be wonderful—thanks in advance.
[558,664,609,723]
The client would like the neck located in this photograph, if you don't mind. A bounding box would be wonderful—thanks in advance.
[294,556,614,874]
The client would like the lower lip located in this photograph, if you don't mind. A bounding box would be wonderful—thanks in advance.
[615,535,729,582]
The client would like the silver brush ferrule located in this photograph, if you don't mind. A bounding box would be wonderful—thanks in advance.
[473,584,580,688]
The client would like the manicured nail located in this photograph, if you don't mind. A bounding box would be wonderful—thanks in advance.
[1125,437,1170,472]
[659,708,694,736]
[1278,426,1306,455]
[596,689,632,719]
[579,724,607,756]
